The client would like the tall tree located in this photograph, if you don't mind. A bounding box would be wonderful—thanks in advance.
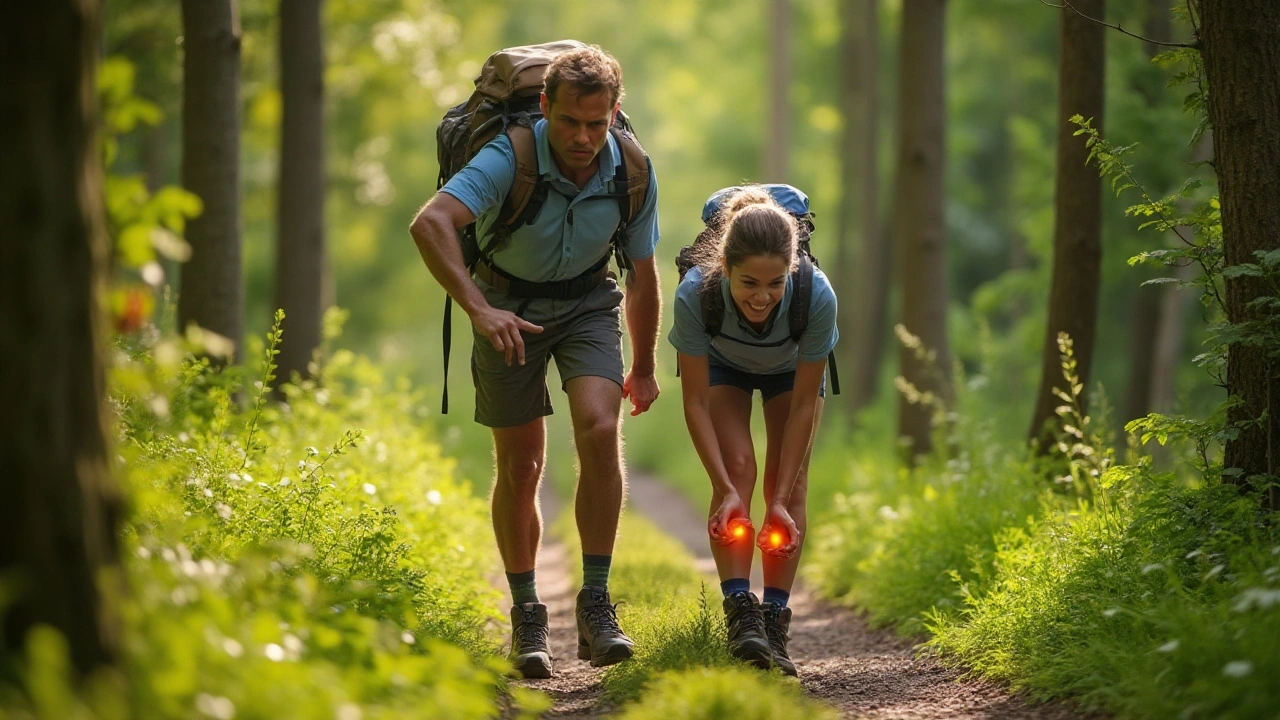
[1028,0,1106,453]
[0,0,123,678]
[1198,0,1280,498]
[764,0,791,181]
[274,0,328,390]
[179,0,243,358]
[894,0,951,457]
[836,0,888,417]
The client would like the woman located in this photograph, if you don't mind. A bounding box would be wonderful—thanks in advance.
[668,185,838,676]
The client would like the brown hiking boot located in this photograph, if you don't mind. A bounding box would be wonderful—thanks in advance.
[508,602,553,679]
[761,601,797,677]
[723,591,772,670]
[575,586,634,666]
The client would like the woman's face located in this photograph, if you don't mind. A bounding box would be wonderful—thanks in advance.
[725,254,790,326]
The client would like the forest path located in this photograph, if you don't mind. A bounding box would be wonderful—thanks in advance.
[510,472,1097,719]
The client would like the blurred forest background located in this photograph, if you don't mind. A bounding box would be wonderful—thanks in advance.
[104,0,1211,461]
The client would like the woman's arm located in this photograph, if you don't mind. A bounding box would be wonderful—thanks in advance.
[679,353,735,498]
[679,353,747,543]
[759,358,825,557]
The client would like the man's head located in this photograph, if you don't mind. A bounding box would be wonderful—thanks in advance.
[540,46,624,178]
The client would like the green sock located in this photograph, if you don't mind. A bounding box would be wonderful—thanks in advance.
[507,569,539,605]
[582,554,612,589]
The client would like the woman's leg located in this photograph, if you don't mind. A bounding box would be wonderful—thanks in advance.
[760,391,824,594]
[706,385,757,585]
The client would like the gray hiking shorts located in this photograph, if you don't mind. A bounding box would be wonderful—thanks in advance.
[471,277,625,428]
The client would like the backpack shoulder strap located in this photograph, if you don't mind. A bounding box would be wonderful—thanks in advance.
[497,122,543,229]
[611,127,650,223]
[789,254,814,343]
[701,277,726,339]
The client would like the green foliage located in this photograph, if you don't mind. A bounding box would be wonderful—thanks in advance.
[3,315,553,718]
[617,667,837,720]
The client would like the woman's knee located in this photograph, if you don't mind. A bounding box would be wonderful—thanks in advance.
[723,452,757,487]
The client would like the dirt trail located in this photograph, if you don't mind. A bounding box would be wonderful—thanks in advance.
[503,483,614,718]
[508,473,1096,719]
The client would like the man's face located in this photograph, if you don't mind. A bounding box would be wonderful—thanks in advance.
[540,87,618,176]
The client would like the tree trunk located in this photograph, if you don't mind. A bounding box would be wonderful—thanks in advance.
[0,0,123,678]
[1028,0,1105,453]
[274,0,327,391]
[764,0,791,182]
[1199,0,1280,503]
[894,0,951,457]
[179,0,243,359]
[837,0,888,418]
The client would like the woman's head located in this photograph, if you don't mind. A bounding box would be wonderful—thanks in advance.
[700,187,799,325]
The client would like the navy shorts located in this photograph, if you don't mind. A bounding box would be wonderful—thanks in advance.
[708,362,826,404]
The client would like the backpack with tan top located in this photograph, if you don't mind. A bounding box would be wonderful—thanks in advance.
[434,40,651,413]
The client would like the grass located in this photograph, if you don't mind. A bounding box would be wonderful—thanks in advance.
[1,315,548,719]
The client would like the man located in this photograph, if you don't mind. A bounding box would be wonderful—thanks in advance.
[409,45,661,679]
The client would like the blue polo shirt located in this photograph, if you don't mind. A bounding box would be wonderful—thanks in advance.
[440,119,659,283]
[669,265,839,375]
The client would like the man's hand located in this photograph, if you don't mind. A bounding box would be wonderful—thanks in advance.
[469,305,543,366]
[758,502,801,558]
[622,370,659,416]
[708,491,749,546]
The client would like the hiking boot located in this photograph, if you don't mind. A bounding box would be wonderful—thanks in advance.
[575,586,634,666]
[508,602,553,679]
[761,601,797,677]
[723,591,772,670]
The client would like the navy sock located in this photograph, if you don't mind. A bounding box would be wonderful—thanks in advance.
[762,586,790,609]
[507,569,539,605]
[720,577,751,597]
[582,554,612,589]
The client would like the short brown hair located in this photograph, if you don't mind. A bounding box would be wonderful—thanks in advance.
[544,45,625,107]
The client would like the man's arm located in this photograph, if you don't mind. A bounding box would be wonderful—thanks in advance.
[409,193,542,366]
[621,255,661,414]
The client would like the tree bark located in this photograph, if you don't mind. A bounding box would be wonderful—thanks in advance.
[1198,0,1280,502]
[764,0,791,182]
[894,0,951,457]
[1028,0,1105,453]
[179,0,243,359]
[274,0,327,390]
[836,0,888,418]
[0,0,123,678]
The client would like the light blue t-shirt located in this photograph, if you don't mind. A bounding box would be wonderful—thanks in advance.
[440,119,659,283]
[669,265,839,375]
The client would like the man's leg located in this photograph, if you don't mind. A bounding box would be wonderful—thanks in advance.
[491,419,547,580]
[565,375,625,558]
[491,418,554,679]
[564,374,634,666]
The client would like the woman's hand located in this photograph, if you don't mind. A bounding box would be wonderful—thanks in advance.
[758,502,801,558]
[708,491,749,546]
